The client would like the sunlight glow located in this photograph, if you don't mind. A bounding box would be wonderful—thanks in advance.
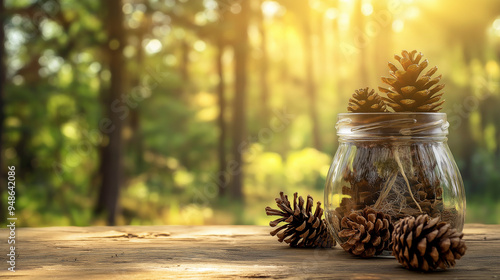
[338,13,350,30]
[405,6,420,19]
[193,40,206,52]
[89,62,101,73]
[164,54,177,66]
[12,75,23,85]
[493,18,500,31]
[325,8,338,20]
[230,3,241,14]
[392,19,404,33]
[62,123,78,139]
[361,3,373,16]
[145,39,162,54]
[132,10,144,22]
[261,1,280,19]
[123,45,136,58]
[203,0,218,10]
[122,3,133,14]
[41,20,62,39]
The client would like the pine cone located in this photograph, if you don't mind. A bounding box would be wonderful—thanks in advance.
[265,192,335,248]
[348,87,388,112]
[379,50,445,112]
[338,207,393,258]
[392,214,467,271]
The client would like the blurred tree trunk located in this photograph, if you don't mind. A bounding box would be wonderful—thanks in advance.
[0,0,5,221]
[216,39,227,197]
[279,19,290,82]
[95,0,125,225]
[257,1,270,123]
[180,39,189,85]
[317,14,326,85]
[129,28,146,174]
[373,0,393,79]
[302,4,322,150]
[230,1,249,199]
[353,0,368,87]
[331,0,342,97]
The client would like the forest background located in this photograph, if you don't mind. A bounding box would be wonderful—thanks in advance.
[1,0,500,226]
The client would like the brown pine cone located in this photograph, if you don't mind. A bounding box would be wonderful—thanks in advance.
[379,50,445,112]
[338,207,393,258]
[392,214,467,271]
[265,192,335,248]
[348,87,388,112]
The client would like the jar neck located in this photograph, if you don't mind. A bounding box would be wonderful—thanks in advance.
[336,113,449,141]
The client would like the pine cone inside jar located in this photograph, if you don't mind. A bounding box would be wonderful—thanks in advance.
[392,214,467,271]
[338,207,393,258]
[265,192,335,248]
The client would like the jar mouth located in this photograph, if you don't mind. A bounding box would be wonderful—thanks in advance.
[336,112,449,140]
[337,112,447,117]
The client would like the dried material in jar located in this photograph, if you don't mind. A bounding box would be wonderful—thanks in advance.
[335,142,452,226]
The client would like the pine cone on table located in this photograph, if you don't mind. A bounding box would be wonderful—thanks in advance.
[338,207,393,258]
[265,192,335,248]
[392,214,467,271]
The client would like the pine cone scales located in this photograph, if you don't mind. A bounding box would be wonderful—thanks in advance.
[348,88,388,112]
[265,192,335,248]
[338,207,393,257]
[379,50,445,112]
[392,215,467,271]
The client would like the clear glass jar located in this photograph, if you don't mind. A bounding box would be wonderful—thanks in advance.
[324,113,466,246]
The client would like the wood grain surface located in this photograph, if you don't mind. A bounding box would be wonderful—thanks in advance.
[0,224,498,279]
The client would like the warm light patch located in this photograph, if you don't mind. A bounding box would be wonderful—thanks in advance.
[261,1,280,18]
[392,19,404,32]
[361,2,373,16]
[193,40,206,52]
[62,122,78,139]
[325,8,338,20]
[145,39,162,54]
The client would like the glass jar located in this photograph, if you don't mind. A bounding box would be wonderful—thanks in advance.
[324,113,466,246]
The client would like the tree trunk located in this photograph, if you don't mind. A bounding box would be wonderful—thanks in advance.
[0,0,5,221]
[95,0,125,225]
[129,29,145,174]
[302,5,322,150]
[373,0,393,81]
[353,0,369,87]
[180,39,189,84]
[257,1,270,123]
[331,0,342,102]
[317,14,327,85]
[230,1,249,200]
[216,40,227,197]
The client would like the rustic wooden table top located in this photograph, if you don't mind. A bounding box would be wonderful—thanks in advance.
[0,224,498,279]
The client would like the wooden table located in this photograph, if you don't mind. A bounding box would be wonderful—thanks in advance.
[0,224,498,279]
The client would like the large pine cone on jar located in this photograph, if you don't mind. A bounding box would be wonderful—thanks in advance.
[338,207,393,258]
[379,50,445,112]
[392,214,467,271]
[265,192,335,248]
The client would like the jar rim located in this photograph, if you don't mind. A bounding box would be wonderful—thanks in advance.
[337,112,447,116]
[336,112,449,139]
